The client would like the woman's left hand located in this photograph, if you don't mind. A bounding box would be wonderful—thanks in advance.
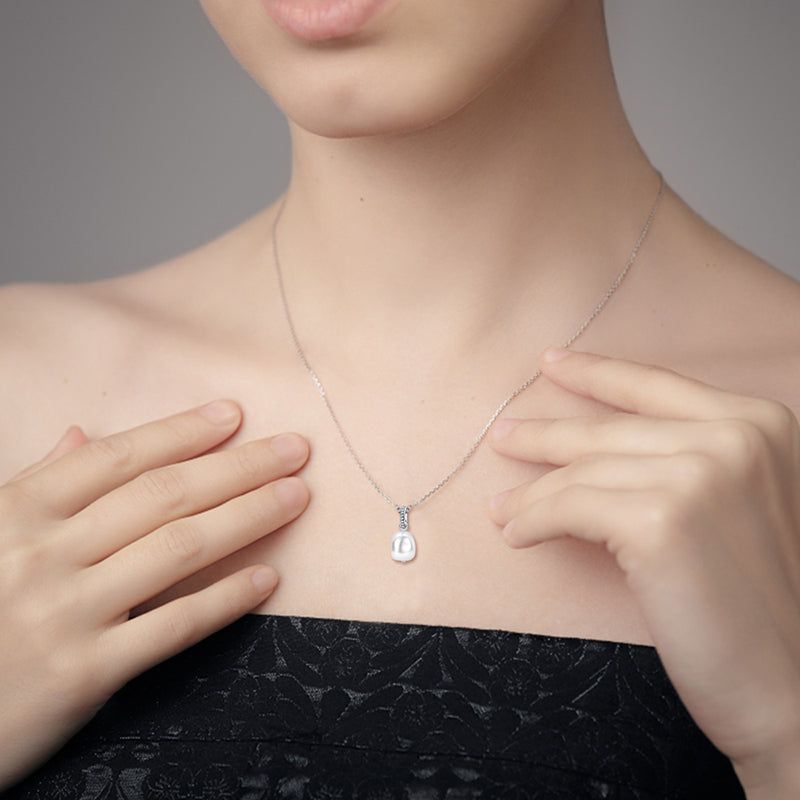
[487,346,800,797]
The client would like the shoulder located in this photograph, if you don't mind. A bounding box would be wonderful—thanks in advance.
[0,203,275,482]
[651,186,800,419]
[707,233,799,414]
[0,263,200,484]
[0,266,189,486]
[0,276,149,481]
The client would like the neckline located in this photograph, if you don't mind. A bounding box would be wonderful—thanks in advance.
[242,611,658,652]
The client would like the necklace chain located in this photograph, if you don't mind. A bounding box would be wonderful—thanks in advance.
[270,170,665,516]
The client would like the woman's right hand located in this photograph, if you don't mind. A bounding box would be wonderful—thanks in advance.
[0,399,310,791]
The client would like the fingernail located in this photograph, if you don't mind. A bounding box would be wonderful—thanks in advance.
[274,476,306,506]
[502,519,516,539]
[490,489,512,510]
[55,426,75,445]
[251,567,279,593]
[270,433,307,461]
[46,428,74,457]
[543,347,571,362]
[198,399,240,424]
[492,418,522,440]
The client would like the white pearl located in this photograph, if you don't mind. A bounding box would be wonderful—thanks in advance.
[391,530,416,562]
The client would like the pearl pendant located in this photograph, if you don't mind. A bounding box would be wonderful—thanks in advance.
[391,505,416,562]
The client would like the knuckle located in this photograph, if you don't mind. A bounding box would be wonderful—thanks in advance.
[233,444,265,481]
[0,481,37,520]
[713,419,766,470]
[566,452,605,479]
[629,494,690,580]
[671,451,719,492]
[555,483,584,509]
[157,518,204,562]
[519,482,540,508]
[241,489,275,530]
[534,417,558,444]
[5,539,53,584]
[594,412,626,438]
[135,467,188,510]
[547,485,569,514]
[5,479,68,522]
[641,493,686,538]
[758,398,798,439]
[166,606,197,649]
[161,416,197,450]
[89,435,135,470]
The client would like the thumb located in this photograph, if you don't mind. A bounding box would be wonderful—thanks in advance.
[46,425,89,461]
[9,425,90,483]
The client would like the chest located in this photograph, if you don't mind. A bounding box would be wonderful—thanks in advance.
[122,343,655,645]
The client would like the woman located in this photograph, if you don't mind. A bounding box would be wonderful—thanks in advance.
[1,0,799,797]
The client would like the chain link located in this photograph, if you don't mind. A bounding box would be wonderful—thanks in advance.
[270,170,665,514]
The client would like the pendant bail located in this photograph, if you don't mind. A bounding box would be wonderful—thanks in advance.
[391,505,416,562]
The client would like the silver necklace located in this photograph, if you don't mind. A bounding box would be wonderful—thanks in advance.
[270,170,666,563]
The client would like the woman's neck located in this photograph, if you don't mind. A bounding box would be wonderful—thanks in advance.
[263,1,661,373]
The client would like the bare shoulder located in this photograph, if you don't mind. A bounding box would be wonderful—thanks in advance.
[0,274,155,483]
[710,234,799,414]
[654,186,800,418]
[0,204,274,483]
[721,257,800,424]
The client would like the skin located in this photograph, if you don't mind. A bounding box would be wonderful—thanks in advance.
[1,0,799,792]
[0,403,310,788]
[491,348,800,796]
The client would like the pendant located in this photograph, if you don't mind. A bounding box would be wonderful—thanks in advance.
[390,505,416,563]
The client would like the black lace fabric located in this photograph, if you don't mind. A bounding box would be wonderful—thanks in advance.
[6,613,745,799]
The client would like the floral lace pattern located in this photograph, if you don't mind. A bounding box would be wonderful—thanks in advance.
[7,613,745,799]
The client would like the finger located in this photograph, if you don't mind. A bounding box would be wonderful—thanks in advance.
[15,399,243,519]
[499,483,655,555]
[490,412,712,465]
[97,564,279,692]
[8,425,89,482]
[537,347,746,420]
[81,475,308,620]
[488,451,706,527]
[68,432,309,565]
[44,426,88,462]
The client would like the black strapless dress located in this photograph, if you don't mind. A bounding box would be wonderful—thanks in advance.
[5,613,745,799]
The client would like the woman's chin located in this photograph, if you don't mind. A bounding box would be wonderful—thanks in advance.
[273,70,485,140]
[278,92,455,140]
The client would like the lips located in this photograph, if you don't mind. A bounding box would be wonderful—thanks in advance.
[261,0,393,42]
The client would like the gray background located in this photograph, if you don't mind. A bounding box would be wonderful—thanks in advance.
[1,1,798,286]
